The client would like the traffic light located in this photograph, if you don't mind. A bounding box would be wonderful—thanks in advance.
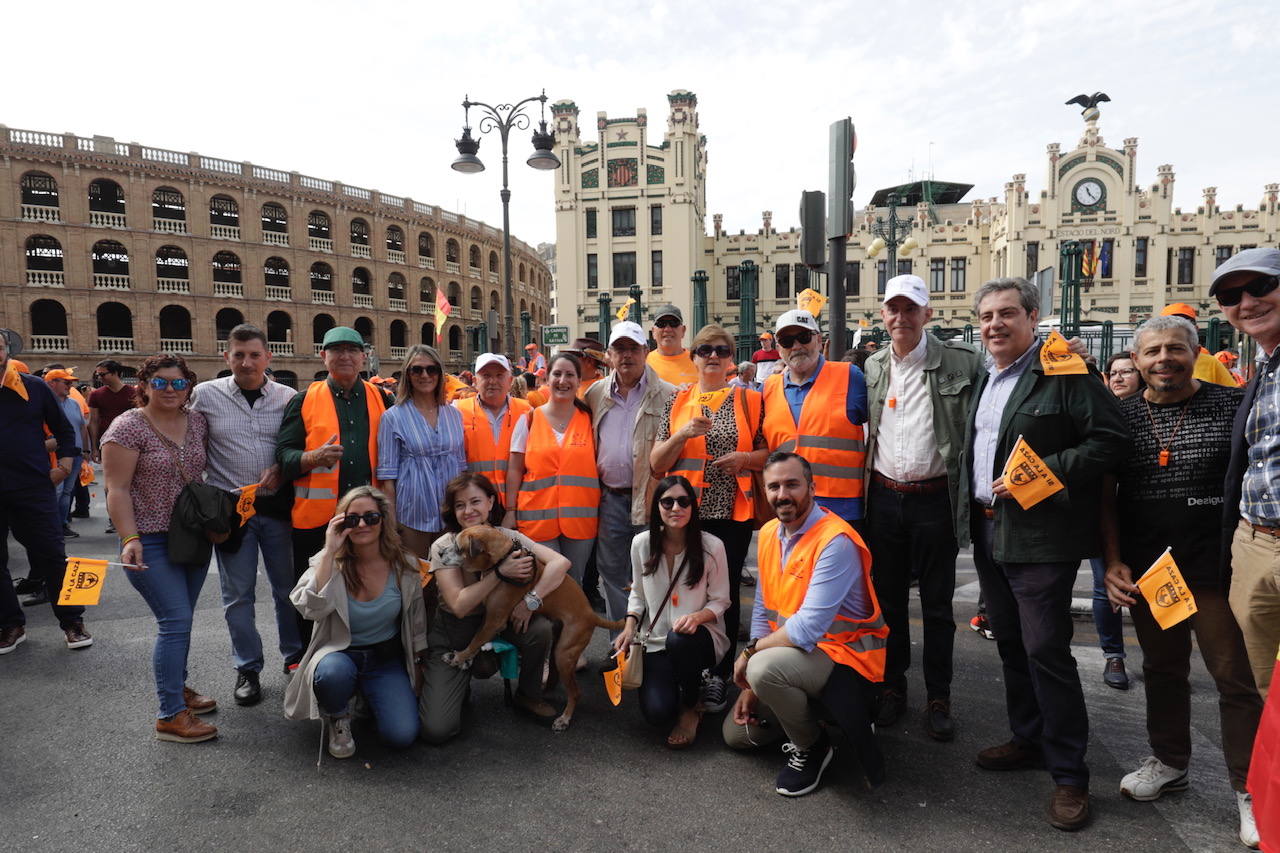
[799,190,826,268]
[827,117,856,239]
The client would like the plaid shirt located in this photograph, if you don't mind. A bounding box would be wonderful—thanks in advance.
[1242,348,1280,525]
[190,376,298,493]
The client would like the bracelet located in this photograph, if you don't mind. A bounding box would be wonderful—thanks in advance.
[120,534,140,546]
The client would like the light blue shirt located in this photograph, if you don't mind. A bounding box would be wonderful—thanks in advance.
[376,401,467,533]
[348,575,401,646]
[780,356,869,521]
[596,372,648,489]
[750,503,870,651]
[60,397,85,451]
[970,340,1039,505]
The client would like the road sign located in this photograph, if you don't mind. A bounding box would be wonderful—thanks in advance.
[541,325,570,346]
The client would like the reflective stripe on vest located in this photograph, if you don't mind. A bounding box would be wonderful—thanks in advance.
[667,385,761,521]
[291,380,386,529]
[762,362,866,499]
[457,396,532,492]
[515,407,600,541]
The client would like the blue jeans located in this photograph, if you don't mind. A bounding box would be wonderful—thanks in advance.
[56,456,82,525]
[214,514,303,673]
[1088,558,1125,658]
[312,648,420,749]
[125,533,210,718]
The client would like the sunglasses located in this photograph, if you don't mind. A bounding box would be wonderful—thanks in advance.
[654,317,682,329]
[776,329,815,348]
[407,364,442,377]
[1216,275,1280,307]
[148,377,190,391]
[341,511,383,529]
[693,344,733,359]
[659,495,693,509]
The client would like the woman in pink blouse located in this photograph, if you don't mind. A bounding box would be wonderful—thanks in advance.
[102,354,215,744]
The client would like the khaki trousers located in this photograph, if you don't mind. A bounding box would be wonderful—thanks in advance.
[722,645,833,750]
[1230,520,1280,700]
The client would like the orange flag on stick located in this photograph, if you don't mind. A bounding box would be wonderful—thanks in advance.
[604,648,626,706]
[1136,548,1198,630]
[1039,330,1089,376]
[59,557,109,606]
[1001,435,1065,510]
[417,558,434,589]
[234,484,259,526]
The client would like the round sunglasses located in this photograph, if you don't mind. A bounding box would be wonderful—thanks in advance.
[148,377,190,391]
[658,495,693,509]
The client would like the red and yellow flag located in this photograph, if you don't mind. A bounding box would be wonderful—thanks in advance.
[435,287,452,329]
[1001,435,1065,510]
[604,647,626,706]
[59,557,109,606]
[1136,549,1198,630]
[234,484,259,526]
[1039,330,1089,376]
[1081,241,1096,277]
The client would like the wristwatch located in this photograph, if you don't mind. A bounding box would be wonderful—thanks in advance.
[523,591,542,612]
[741,637,760,660]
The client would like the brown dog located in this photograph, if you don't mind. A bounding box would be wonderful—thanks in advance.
[447,525,623,732]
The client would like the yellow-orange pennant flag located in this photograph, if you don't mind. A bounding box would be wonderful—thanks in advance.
[59,557,109,606]
[1039,330,1089,376]
[418,558,434,589]
[1137,548,1198,629]
[615,298,635,322]
[1002,435,1065,510]
[235,484,259,525]
[695,387,731,414]
[798,288,827,318]
[604,648,626,706]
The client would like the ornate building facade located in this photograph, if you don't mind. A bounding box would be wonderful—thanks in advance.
[0,125,552,385]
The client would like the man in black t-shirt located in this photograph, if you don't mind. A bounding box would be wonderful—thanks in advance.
[1100,315,1262,846]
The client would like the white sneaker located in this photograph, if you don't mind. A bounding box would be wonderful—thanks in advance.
[327,715,355,759]
[1238,791,1260,849]
[1119,756,1189,801]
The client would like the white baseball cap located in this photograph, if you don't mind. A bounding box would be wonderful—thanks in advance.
[883,274,929,307]
[474,353,511,374]
[774,309,820,335]
[608,320,647,348]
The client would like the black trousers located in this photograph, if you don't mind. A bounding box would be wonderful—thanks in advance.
[638,625,717,728]
[701,518,753,676]
[0,486,84,630]
[290,525,327,658]
[971,511,1089,788]
[867,479,957,699]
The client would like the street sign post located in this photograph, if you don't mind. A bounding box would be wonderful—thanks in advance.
[541,325,570,346]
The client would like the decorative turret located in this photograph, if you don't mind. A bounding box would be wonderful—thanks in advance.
[551,100,580,143]
[667,89,698,132]
[762,210,772,233]
[713,213,723,237]
[1156,164,1175,199]
[1203,186,1218,213]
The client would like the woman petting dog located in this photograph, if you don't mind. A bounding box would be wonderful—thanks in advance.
[421,472,572,742]
[613,475,731,748]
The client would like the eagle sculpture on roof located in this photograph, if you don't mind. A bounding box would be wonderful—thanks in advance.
[1065,92,1111,113]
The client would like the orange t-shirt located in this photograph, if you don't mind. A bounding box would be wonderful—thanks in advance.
[647,349,698,386]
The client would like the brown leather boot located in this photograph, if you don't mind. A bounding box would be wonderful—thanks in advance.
[1048,785,1090,831]
[155,709,218,743]
[975,740,1042,771]
[183,686,217,715]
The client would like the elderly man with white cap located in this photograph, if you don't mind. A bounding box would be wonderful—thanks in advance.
[862,274,982,739]
[585,321,675,626]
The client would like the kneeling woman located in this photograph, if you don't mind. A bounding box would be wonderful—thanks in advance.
[613,475,730,748]
[422,472,572,743]
[284,486,427,758]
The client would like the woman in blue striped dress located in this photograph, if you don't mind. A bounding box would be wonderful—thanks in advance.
[376,345,467,558]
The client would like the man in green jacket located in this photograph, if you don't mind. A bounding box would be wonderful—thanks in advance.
[961,277,1127,832]
[863,274,982,740]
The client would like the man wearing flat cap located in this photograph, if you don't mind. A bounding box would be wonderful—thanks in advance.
[563,336,607,397]
[647,304,699,387]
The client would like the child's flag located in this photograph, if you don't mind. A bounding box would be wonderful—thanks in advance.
[1001,435,1065,510]
[234,484,259,525]
[1039,330,1089,376]
[59,557,109,606]
[1136,548,1198,630]
[604,647,627,706]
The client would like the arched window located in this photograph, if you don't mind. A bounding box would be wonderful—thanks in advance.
[261,203,288,235]
[210,195,240,238]
[310,262,333,291]
[25,235,63,271]
[270,370,298,390]
[390,320,407,348]
[264,257,290,289]
[21,172,59,209]
[446,239,460,263]
[312,314,336,347]
[388,272,406,300]
[30,299,68,337]
[308,210,332,238]
[520,299,527,315]
[152,187,185,225]
[96,301,134,343]
[215,308,244,342]
[448,325,462,351]
[267,310,292,346]
[489,251,499,273]
[350,218,370,246]
[351,267,372,294]
[159,305,193,345]
[353,316,374,344]
[155,246,189,283]
[470,286,482,311]
[91,240,130,275]
[418,232,434,258]
[448,281,461,307]
[212,251,241,283]
[469,245,481,269]
[88,179,125,213]
[421,322,436,346]
[490,291,500,312]
[518,262,526,283]
[420,276,436,305]
[386,226,405,252]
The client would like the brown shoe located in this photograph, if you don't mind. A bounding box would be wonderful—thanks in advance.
[63,622,93,650]
[155,708,218,743]
[0,625,26,655]
[976,740,1042,771]
[183,686,217,715]
[1048,784,1090,831]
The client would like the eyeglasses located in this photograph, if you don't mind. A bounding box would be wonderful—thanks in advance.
[1216,275,1280,307]
[654,317,682,329]
[148,377,190,391]
[693,344,733,359]
[1107,367,1138,378]
[659,495,693,510]
[407,364,442,377]
[341,511,383,529]
[776,329,815,348]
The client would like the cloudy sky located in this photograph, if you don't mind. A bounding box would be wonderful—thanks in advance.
[6,0,1273,247]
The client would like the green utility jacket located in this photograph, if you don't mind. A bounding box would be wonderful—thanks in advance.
[960,342,1128,563]
[864,335,984,545]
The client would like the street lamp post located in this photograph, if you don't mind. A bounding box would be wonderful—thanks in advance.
[866,194,918,309]
[597,292,612,346]
[628,284,643,325]
[737,260,758,362]
[520,311,532,349]
[451,90,561,357]
[691,270,708,333]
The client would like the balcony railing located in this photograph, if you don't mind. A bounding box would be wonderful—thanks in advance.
[469,265,482,278]
[352,244,371,259]
[98,336,135,353]
[22,204,61,222]
[210,224,240,240]
[419,257,435,270]
[89,211,126,228]
[30,335,70,352]
[309,237,334,252]
[213,281,244,298]
[159,338,194,353]
[93,273,131,290]
[268,341,294,356]
[488,272,499,283]
[419,302,433,314]
[156,277,190,294]
[446,261,461,274]
[262,231,289,247]
[389,346,407,361]
[389,298,407,312]
[26,270,65,287]
[353,293,374,308]
[265,285,292,301]
[448,349,463,362]
[387,250,406,265]
[313,343,325,356]
[312,289,335,305]
[153,217,186,234]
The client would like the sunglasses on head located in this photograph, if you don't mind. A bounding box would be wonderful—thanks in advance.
[341,511,383,529]
[407,363,442,377]
[693,344,733,359]
[776,329,815,348]
[654,317,682,329]
[1216,275,1280,307]
[148,377,190,391]
[659,495,693,510]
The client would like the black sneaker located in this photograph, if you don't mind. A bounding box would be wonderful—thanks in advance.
[13,577,42,595]
[775,732,834,797]
[62,525,80,539]
[21,590,48,607]
[234,670,262,706]
[699,670,729,714]
[875,688,906,728]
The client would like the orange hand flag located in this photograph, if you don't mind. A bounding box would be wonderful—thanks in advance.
[417,558,434,588]
[1039,330,1089,376]
[695,388,731,414]
[1136,548,1198,630]
[1001,435,1065,510]
[797,288,827,318]
[235,484,259,525]
[604,648,626,706]
[79,461,96,486]
[59,557,109,606]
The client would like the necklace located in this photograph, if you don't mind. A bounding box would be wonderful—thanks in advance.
[1142,393,1193,467]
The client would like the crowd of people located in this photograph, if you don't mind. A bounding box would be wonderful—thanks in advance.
[4,248,1280,847]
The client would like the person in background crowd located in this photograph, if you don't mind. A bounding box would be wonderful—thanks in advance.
[614,475,730,748]
[651,323,767,712]
[1101,314,1262,849]
[455,354,532,496]
[648,305,699,387]
[564,337,607,397]
[731,361,760,392]
[377,344,466,560]
[1216,349,1246,386]
[842,348,869,370]
[102,353,214,743]
[962,276,1128,831]
[863,274,982,740]
[523,371,547,407]
[284,486,427,758]
[277,327,393,666]
[520,343,547,374]
[1217,248,1280,702]
[1160,303,1240,387]
[0,334,91,656]
[585,321,675,631]
[510,375,530,400]
[751,331,783,384]
[189,324,302,707]
[43,369,89,540]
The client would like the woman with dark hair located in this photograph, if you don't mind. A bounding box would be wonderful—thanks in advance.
[284,486,427,758]
[102,353,215,743]
[421,472,572,742]
[613,475,730,748]
[1105,351,1145,400]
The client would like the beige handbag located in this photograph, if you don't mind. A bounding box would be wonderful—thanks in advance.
[622,554,686,690]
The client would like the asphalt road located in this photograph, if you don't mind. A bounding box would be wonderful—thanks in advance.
[1,496,1246,852]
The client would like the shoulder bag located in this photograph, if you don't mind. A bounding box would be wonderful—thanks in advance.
[622,551,686,690]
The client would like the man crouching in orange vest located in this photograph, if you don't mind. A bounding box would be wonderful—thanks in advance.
[724,451,888,796]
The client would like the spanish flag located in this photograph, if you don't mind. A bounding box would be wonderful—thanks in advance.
[1136,548,1197,630]
[435,287,452,329]
[1248,643,1280,850]
[1001,435,1064,510]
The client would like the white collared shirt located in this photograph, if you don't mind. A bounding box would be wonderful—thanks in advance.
[872,334,946,482]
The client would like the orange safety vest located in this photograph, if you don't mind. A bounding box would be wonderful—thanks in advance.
[291,380,386,528]
[762,362,865,500]
[456,395,533,493]
[516,407,600,541]
[667,385,761,522]
[757,509,886,683]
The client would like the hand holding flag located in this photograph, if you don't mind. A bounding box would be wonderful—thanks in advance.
[1000,435,1065,510]
[1136,548,1197,629]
